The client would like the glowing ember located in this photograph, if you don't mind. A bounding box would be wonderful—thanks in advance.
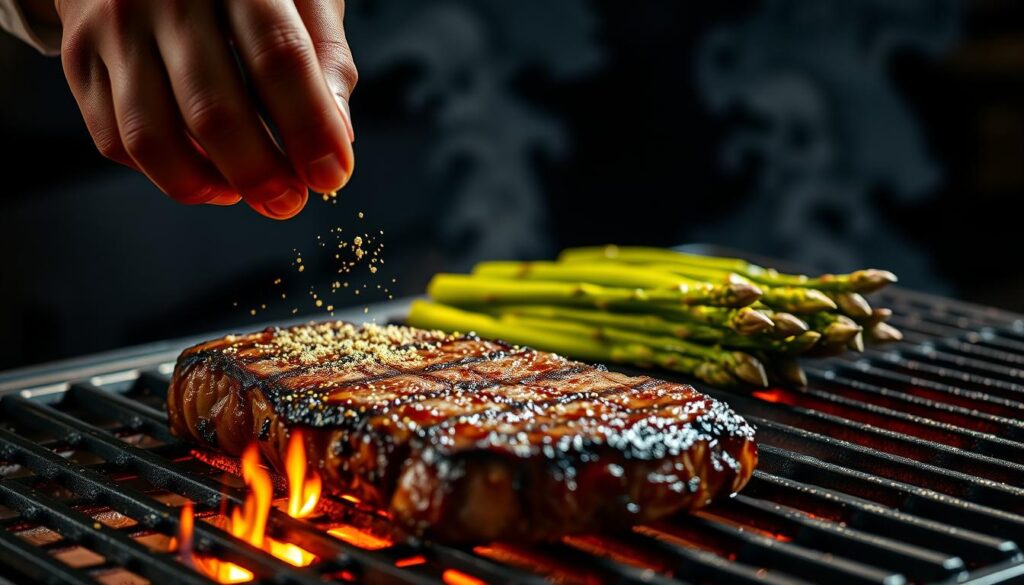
[394,555,427,568]
[286,429,322,518]
[327,525,393,550]
[268,538,317,567]
[442,569,486,585]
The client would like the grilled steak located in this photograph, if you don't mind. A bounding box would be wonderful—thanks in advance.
[167,321,757,542]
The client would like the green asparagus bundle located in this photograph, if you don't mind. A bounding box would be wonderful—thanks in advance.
[559,246,898,294]
[409,246,902,388]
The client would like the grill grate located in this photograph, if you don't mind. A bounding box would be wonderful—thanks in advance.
[1,283,1024,583]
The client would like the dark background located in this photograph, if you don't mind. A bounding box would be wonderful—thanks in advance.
[2,0,1024,370]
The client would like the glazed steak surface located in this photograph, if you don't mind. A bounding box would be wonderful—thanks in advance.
[167,321,758,542]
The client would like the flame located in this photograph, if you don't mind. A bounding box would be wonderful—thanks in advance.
[176,443,318,582]
[286,429,322,518]
[177,500,254,583]
[233,445,273,547]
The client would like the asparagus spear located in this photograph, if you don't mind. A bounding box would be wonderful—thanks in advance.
[559,246,898,293]
[805,312,862,355]
[406,300,740,386]
[498,313,769,386]
[484,305,821,354]
[428,273,756,309]
[867,321,904,343]
[637,262,837,313]
[632,303,774,335]
[752,306,809,338]
[831,291,872,321]
[865,307,893,327]
[471,261,762,307]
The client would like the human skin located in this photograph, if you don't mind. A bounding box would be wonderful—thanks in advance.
[27,0,357,219]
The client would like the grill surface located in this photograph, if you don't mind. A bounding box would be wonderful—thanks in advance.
[2,254,1024,584]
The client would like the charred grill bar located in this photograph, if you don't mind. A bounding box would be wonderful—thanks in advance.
[1,282,1024,583]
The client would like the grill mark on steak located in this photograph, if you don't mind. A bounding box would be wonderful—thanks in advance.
[167,321,758,543]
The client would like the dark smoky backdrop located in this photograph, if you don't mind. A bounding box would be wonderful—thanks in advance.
[2,0,1024,369]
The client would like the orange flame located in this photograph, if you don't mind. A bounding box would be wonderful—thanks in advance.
[286,429,322,518]
[178,500,254,583]
[232,444,272,547]
[176,443,317,582]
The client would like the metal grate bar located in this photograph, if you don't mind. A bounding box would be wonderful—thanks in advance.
[0,525,96,585]
[804,368,1020,436]
[880,346,1024,384]
[744,471,1019,565]
[928,337,1024,368]
[650,515,904,585]
[852,352,1024,403]
[0,425,324,584]
[0,478,214,585]
[824,360,1024,418]
[0,395,433,585]
[758,445,1024,542]
[708,494,964,582]
[705,390,1024,486]
[616,531,812,585]
[750,417,1024,511]
[67,381,551,585]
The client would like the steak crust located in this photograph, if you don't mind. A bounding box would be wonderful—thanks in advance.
[167,321,757,542]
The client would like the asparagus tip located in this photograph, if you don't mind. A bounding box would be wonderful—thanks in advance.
[735,308,775,335]
[732,353,769,387]
[805,289,838,312]
[869,322,904,343]
[835,292,873,320]
[848,331,865,353]
[853,269,899,293]
[771,312,810,337]
[727,281,764,307]
[824,320,862,345]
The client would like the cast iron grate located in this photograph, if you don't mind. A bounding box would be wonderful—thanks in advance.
[1,285,1023,584]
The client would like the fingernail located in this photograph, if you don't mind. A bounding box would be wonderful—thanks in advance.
[306,152,347,192]
[336,96,355,143]
[264,188,307,217]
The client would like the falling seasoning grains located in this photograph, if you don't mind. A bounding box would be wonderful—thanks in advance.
[250,309,257,316]
[243,209,389,318]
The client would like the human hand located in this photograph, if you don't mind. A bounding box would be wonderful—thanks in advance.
[52,0,356,219]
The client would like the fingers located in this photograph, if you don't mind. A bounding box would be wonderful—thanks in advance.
[294,0,356,142]
[103,44,237,205]
[154,2,307,219]
[227,0,354,194]
[60,27,135,170]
